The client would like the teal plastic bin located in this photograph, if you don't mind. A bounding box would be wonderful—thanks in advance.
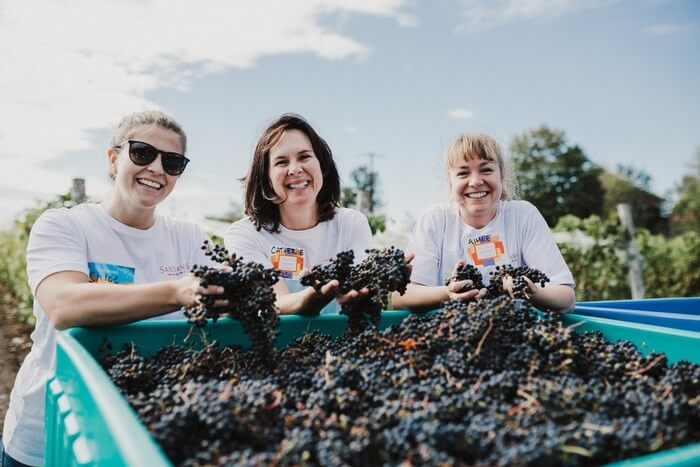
[46,312,700,466]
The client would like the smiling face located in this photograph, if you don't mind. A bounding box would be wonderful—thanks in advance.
[449,155,503,228]
[108,124,184,213]
[268,129,323,217]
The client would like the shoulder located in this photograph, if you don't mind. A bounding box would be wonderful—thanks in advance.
[157,214,206,237]
[501,200,541,218]
[224,216,260,236]
[333,207,369,225]
[416,204,454,226]
[32,204,95,234]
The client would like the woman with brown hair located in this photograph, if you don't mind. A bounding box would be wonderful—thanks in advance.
[224,113,372,315]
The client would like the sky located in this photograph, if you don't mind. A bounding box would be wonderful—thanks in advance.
[1,0,698,232]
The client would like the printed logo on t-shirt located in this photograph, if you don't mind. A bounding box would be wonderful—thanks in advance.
[466,234,507,267]
[270,246,305,279]
[160,263,191,277]
[88,262,135,284]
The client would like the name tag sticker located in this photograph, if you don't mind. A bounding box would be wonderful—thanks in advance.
[475,243,497,259]
[466,235,506,267]
[278,255,298,272]
[270,247,305,279]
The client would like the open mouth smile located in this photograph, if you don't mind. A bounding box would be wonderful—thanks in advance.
[465,191,488,199]
[286,180,310,190]
[137,178,163,190]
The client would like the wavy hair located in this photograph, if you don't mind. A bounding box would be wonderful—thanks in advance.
[243,114,340,232]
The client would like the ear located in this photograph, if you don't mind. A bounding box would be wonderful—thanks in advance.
[107,147,118,179]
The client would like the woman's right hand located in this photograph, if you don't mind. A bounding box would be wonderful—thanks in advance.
[174,274,228,308]
[445,260,482,302]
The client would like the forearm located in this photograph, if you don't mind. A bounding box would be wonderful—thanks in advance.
[392,283,448,313]
[41,281,183,329]
[275,285,332,316]
[530,284,576,313]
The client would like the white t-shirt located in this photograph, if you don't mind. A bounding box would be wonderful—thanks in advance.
[407,200,575,288]
[223,208,372,314]
[2,203,212,466]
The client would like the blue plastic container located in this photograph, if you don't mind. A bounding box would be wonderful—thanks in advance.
[575,297,700,331]
[578,298,700,314]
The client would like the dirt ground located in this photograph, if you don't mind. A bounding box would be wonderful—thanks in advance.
[0,296,33,433]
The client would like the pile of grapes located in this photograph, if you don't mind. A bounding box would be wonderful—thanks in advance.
[301,247,411,334]
[102,294,700,466]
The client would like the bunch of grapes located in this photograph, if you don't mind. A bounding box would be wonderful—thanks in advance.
[443,262,485,292]
[184,241,279,357]
[301,247,411,335]
[485,264,551,300]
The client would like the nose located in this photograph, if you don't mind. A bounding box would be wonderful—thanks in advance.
[145,153,165,174]
[287,162,303,175]
[468,172,482,186]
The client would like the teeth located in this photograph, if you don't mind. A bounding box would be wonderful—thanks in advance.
[138,178,162,189]
[466,191,488,199]
[288,181,310,189]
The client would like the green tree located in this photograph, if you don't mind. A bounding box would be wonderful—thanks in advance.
[599,165,667,235]
[510,126,604,226]
[342,165,386,234]
[670,148,700,236]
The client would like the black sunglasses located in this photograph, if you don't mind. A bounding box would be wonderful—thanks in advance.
[118,140,190,176]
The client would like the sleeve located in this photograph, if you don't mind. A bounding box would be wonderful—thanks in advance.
[223,220,270,266]
[343,210,373,263]
[519,203,575,286]
[405,207,443,287]
[26,209,88,294]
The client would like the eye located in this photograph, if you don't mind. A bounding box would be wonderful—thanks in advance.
[482,167,494,173]
[457,171,468,178]
[274,159,288,167]
[299,153,313,161]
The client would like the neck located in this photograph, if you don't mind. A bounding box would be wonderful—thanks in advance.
[102,193,156,230]
[459,204,498,229]
[279,203,319,231]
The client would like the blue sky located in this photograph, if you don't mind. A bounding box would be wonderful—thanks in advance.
[1,0,698,230]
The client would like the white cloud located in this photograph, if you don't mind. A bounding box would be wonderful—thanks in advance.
[0,0,411,221]
[448,108,475,119]
[644,23,684,36]
[455,0,615,30]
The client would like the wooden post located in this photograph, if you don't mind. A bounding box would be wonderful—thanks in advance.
[617,203,645,299]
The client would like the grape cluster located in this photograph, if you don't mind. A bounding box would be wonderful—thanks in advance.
[485,264,551,300]
[103,295,700,466]
[301,247,411,334]
[184,241,279,357]
[443,262,485,292]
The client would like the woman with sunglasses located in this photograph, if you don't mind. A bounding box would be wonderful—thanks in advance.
[224,113,373,315]
[1,110,225,467]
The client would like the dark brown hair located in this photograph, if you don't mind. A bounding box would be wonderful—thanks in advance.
[243,114,340,232]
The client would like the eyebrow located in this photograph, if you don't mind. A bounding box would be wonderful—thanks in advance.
[455,161,495,169]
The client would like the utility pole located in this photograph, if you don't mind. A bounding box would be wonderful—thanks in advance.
[617,203,645,299]
[362,152,383,214]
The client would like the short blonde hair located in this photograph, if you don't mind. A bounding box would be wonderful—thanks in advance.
[444,132,517,200]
